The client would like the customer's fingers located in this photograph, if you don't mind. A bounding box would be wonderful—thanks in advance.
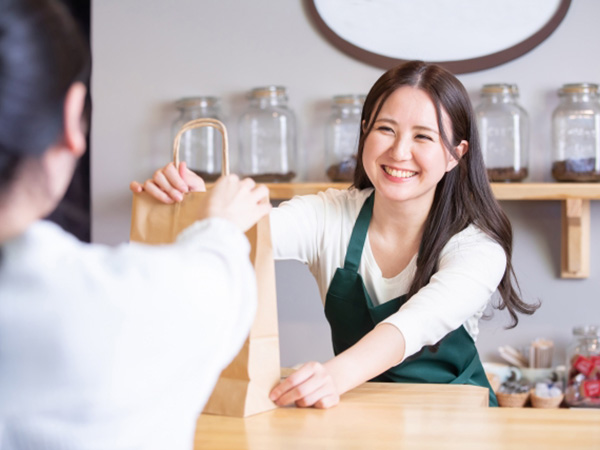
[162,162,189,193]
[143,180,176,204]
[130,181,143,193]
[180,162,206,192]
[152,169,184,202]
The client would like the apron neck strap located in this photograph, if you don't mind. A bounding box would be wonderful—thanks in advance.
[344,191,375,272]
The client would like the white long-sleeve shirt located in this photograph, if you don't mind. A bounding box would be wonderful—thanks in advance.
[0,219,256,450]
[270,188,506,362]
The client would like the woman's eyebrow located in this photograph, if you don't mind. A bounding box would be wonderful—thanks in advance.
[414,125,439,135]
[374,118,440,135]
[374,118,397,125]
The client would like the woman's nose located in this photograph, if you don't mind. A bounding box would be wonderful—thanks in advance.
[389,137,412,160]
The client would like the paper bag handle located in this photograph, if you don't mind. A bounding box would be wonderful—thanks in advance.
[172,118,230,176]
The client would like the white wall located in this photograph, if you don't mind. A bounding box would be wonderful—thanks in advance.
[92,0,600,368]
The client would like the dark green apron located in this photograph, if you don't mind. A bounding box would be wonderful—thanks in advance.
[324,193,498,407]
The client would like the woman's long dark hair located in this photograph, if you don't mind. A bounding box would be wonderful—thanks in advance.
[0,0,90,193]
[354,61,538,328]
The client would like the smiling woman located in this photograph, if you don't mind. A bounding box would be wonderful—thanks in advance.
[306,0,571,73]
[361,87,466,210]
[140,61,542,410]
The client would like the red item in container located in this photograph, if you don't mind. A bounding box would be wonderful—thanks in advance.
[582,380,600,398]
[573,355,594,377]
[590,357,600,379]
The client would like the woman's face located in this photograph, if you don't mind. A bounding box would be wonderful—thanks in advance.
[362,86,467,208]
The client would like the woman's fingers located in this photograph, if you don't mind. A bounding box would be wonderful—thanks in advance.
[253,199,272,221]
[284,376,327,407]
[131,167,270,227]
[314,394,340,409]
[244,183,272,225]
[235,176,256,195]
[269,362,338,408]
[204,174,272,231]
[270,364,315,405]
[295,385,339,408]
[249,183,270,205]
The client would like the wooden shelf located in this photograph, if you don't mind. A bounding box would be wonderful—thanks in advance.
[490,183,600,200]
[264,182,600,201]
[264,182,600,279]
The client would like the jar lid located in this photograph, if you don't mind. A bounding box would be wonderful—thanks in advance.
[333,94,366,105]
[481,83,519,95]
[573,325,600,337]
[559,83,599,95]
[250,86,287,98]
[175,96,219,109]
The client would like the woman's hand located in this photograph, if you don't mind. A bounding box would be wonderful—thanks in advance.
[269,324,407,410]
[130,161,205,204]
[130,162,271,232]
[205,175,271,232]
[269,361,340,409]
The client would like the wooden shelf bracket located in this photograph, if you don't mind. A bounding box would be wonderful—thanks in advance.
[561,199,590,278]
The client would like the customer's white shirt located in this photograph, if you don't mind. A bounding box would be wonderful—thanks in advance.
[270,188,506,361]
[0,219,256,450]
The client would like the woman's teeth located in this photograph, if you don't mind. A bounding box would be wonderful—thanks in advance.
[383,166,416,178]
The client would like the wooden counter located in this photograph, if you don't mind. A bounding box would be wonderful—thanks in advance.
[194,382,600,449]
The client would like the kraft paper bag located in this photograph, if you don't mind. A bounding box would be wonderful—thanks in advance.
[130,118,280,417]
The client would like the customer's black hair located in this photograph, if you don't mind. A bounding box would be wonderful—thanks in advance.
[0,0,90,192]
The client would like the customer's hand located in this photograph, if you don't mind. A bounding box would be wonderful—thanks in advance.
[130,162,270,232]
[130,162,205,204]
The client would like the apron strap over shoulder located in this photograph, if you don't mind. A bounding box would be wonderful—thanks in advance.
[343,192,374,272]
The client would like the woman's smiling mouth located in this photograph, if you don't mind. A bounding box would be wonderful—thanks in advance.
[382,165,417,179]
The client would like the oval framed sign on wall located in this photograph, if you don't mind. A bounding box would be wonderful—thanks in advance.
[306,0,571,74]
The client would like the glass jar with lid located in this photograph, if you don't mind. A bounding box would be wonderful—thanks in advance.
[172,96,223,181]
[565,325,600,408]
[325,94,364,182]
[475,84,529,182]
[238,86,297,182]
[552,83,600,182]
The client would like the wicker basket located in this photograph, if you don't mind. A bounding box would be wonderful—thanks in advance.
[486,373,501,393]
[496,391,530,407]
[530,390,564,408]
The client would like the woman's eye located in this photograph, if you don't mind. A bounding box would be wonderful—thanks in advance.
[416,134,433,141]
[377,126,394,133]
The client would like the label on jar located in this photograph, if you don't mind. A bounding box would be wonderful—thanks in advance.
[591,356,600,379]
[573,355,594,376]
[582,380,600,398]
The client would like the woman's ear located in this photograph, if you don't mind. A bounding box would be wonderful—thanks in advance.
[63,82,87,158]
[446,140,469,172]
